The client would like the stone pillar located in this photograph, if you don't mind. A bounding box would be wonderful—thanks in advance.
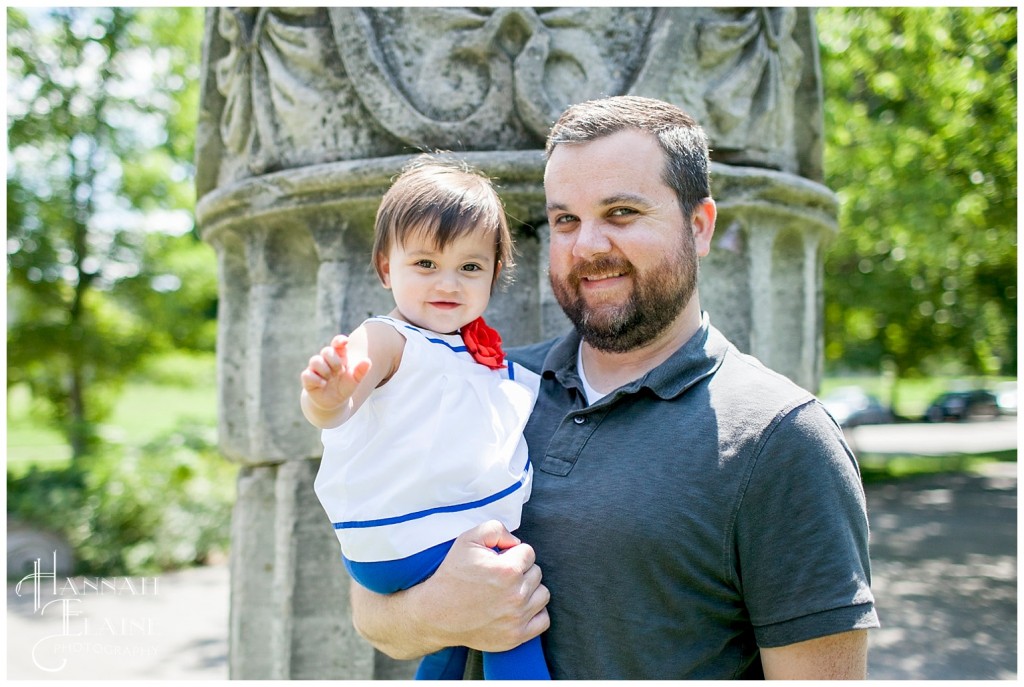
[195,7,835,678]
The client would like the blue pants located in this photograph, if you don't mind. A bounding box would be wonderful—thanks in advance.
[345,539,550,680]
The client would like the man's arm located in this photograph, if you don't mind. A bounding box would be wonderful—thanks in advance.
[350,521,551,660]
[760,629,868,679]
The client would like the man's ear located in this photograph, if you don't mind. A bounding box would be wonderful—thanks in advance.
[691,198,717,257]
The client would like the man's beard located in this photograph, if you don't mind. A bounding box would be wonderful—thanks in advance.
[550,234,698,353]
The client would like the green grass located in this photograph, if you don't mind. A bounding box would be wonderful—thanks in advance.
[857,449,1017,484]
[99,382,217,445]
[7,384,73,470]
[7,354,218,473]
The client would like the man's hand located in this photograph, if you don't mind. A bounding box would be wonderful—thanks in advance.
[420,521,550,652]
[350,521,550,659]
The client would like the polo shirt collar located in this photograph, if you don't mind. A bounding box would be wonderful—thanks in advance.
[540,312,728,401]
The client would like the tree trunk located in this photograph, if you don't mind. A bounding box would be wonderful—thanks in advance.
[68,364,89,460]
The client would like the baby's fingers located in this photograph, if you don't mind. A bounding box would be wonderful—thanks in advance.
[329,335,371,381]
[300,366,327,391]
[331,334,350,353]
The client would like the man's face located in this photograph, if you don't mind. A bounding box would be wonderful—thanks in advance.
[544,129,703,353]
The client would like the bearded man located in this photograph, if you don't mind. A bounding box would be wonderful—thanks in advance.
[349,95,879,679]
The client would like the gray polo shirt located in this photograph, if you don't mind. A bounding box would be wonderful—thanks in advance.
[498,315,878,679]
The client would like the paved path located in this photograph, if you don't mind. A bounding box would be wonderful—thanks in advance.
[864,460,1017,679]
[846,415,1017,456]
[8,422,1017,680]
[7,562,229,680]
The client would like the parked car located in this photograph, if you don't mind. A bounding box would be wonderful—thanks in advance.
[821,387,895,428]
[995,382,1017,416]
[924,390,999,422]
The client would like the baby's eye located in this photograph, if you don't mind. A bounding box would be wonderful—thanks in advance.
[415,259,435,269]
[461,263,483,272]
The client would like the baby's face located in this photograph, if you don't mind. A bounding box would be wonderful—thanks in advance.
[379,226,498,334]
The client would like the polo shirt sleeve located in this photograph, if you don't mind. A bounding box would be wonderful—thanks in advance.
[732,399,879,648]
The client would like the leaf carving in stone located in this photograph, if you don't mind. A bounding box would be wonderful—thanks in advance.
[698,8,803,149]
[329,7,655,150]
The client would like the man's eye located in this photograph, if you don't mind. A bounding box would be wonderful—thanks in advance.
[609,207,638,218]
[551,214,578,228]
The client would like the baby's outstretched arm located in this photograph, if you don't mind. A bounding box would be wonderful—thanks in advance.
[300,322,404,429]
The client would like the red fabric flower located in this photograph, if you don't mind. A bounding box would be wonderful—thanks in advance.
[461,316,507,370]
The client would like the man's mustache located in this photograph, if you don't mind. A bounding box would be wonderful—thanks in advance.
[567,257,634,284]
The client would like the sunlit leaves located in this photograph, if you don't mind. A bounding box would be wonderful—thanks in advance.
[819,7,1017,377]
[6,7,208,455]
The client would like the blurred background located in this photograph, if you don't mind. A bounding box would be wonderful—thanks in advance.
[6,6,1017,680]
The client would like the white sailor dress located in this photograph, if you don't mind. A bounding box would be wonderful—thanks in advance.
[313,316,540,567]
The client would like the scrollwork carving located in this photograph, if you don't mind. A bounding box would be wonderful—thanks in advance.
[201,7,821,187]
[330,7,655,150]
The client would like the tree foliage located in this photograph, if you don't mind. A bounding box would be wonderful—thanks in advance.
[8,420,235,575]
[818,7,1017,379]
[6,7,212,458]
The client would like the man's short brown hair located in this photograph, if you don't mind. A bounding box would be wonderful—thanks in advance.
[546,95,711,217]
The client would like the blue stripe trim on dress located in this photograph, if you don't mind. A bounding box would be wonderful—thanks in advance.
[420,334,468,353]
[375,316,470,353]
[333,459,531,530]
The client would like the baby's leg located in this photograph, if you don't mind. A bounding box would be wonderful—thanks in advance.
[343,539,454,594]
[483,636,550,680]
[343,540,466,680]
[415,646,469,680]
[342,540,550,679]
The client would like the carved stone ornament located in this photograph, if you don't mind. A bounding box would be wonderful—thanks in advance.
[698,8,804,155]
[216,9,337,166]
[329,7,656,150]
[200,7,822,190]
[207,7,401,184]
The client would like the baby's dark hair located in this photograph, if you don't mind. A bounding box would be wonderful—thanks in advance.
[372,155,514,287]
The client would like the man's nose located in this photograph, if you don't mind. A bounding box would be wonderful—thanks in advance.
[572,220,612,259]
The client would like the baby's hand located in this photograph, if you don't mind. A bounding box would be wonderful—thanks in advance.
[300,335,372,413]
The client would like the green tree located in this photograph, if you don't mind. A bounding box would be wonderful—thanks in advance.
[6,7,210,458]
[818,7,1016,382]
